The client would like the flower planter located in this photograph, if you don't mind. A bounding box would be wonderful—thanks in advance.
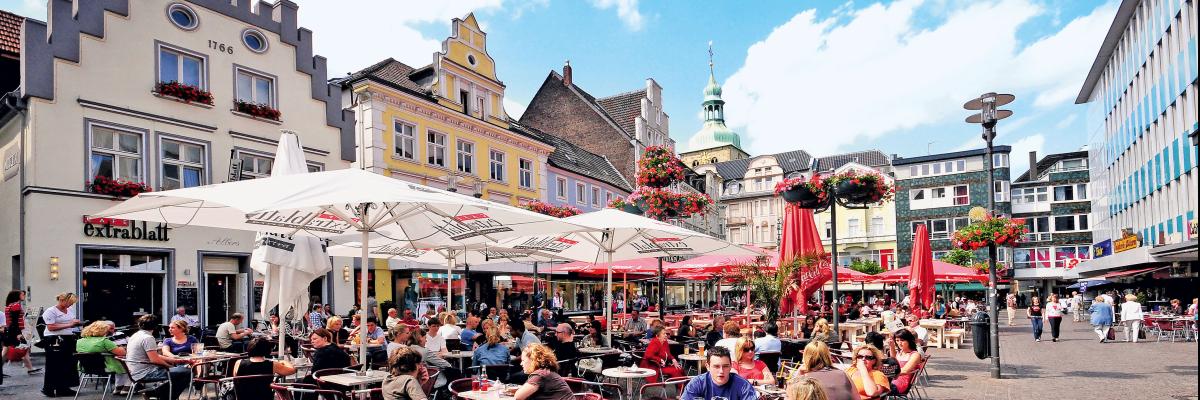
[622,203,644,215]
[781,186,826,208]
[835,180,876,203]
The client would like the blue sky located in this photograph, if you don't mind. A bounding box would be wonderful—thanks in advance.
[3,0,1118,174]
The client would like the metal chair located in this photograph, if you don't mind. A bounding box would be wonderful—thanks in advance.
[423,367,441,397]
[563,377,625,400]
[447,377,474,399]
[574,393,603,400]
[271,382,350,400]
[638,376,690,400]
[221,373,278,399]
[114,357,174,400]
[756,351,782,375]
[188,355,244,399]
[75,352,115,400]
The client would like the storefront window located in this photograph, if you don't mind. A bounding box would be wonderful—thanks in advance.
[80,249,168,324]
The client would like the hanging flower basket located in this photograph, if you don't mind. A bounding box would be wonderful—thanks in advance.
[634,187,676,220]
[90,175,152,198]
[636,145,685,189]
[829,170,893,205]
[154,81,214,105]
[521,200,581,218]
[608,197,644,215]
[774,176,828,208]
[677,192,712,217]
[952,216,1027,250]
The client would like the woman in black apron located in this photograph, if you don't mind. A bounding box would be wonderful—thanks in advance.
[40,292,82,397]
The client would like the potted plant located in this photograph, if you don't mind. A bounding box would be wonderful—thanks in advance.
[636,146,685,188]
[608,197,643,215]
[677,192,712,217]
[89,175,152,198]
[234,100,282,121]
[774,175,828,208]
[829,170,893,204]
[521,200,581,218]
[952,216,1027,250]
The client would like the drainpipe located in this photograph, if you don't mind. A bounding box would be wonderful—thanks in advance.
[2,90,28,296]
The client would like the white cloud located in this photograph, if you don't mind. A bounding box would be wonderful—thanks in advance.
[297,0,505,78]
[590,0,645,31]
[504,97,528,119]
[717,0,1116,157]
[1053,113,1078,130]
[1008,133,1045,175]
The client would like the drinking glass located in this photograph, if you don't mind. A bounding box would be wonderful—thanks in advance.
[191,343,203,355]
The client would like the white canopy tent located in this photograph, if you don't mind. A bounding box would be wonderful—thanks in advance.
[91,168,588,369]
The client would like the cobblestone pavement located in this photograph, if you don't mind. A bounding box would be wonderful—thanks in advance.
[2,315,1196,399]
[922,312,1198,400]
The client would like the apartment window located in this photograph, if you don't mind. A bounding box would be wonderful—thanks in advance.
[426,131,446,167]
[157,44,205,89]
[575,183,586,205]
[909,166,918,176]
[393,120,415,160]
[236,152,273,179]
[910,189,925,200]
[1057,158,1087,171]
[932,163,942,174]
[459,90,471,114]
[489,150,506,181]
[605,191,613,205]
[921,165,930,175]
[824,221,832,238]
[755,178,764,191]
[931,219,949,235]
[234,67,274,106]
[456,140,474,174]
[944,161,954,173]
[555,177,567,200]
[89,124,144,183]
[759,226,769,243]
[870,217,884,236]
[160,138,205,190]
[1025,216,1051,233]
[953,217,970,230]
[476,96,487,119]
[519,158,533,188]
[992,153,1008,168]
[1053,215,1089,232]
[994,181,1009,202]
[591,187,601,207]
[848,218,861,237]
[953,185,969,205]
[956,160,966,171]
[728,204,741,218]
[932,187,947,198]
[1053,183,1087,201]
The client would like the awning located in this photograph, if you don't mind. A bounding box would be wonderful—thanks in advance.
[1102,266,1169,279]
[1066,279,1113,289]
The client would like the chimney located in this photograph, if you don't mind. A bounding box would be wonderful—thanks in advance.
[1028,151,1038,179]
[562,60,572,87]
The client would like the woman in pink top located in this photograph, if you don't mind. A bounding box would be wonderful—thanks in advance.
[732,336,775,386]
[1045,294,1065,342]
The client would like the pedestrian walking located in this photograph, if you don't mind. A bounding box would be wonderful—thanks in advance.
[1006,293,1017,326]
[1089,296,1114,343]
[1071,291,1084,322]
[1027,297,1044,342]
[1045,294,1064,342]
[1119,294,1144,343]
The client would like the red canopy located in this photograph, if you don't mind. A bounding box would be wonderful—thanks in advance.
[552,258,660,277]
[779,205,833,315]
[872,260,988,284]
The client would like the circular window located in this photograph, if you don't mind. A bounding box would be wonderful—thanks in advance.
[242,29,269,53]
[167,3,198,30]
[466,54,477,66]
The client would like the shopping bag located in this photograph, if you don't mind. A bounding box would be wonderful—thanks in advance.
[1106,327,1116,340]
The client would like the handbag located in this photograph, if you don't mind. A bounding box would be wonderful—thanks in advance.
[4,345,28,362]
[1106,327,1116,340]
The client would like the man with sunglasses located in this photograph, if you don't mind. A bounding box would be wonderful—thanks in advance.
[680,346,757,400]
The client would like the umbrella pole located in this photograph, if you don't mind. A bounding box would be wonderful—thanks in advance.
[605,251,614,346]
[446,257,454,314]
[358,207,370,372]
[278,274,286,359]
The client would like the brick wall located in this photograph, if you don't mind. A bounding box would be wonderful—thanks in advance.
[521,76,637,183]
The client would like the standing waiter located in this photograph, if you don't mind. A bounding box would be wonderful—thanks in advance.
[40,292,82,397]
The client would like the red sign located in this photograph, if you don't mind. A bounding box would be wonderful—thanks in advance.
[82,216,129,226]
[453,213,489,222]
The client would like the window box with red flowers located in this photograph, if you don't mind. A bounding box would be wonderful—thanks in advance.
[153,81,214,106]
[952,216,1027,250]
[522,200,581,218]
[636,145,685,188]
[233,100,282,121]
[89,175,152,198]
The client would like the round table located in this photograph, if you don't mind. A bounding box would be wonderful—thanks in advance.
[756,384,786,399]
[444,350,475,370]
[678,352,705,374]
[602,367,656,400]
[579,346,619,354]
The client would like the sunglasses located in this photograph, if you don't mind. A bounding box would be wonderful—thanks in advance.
[856,355,877,360]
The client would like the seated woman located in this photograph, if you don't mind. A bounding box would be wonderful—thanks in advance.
[732,336,775,386]
[160,320,199,357]
[326,316,349,345]
[810,318,832,343]
[639,326,683,383]
[793,341,856,400]
[675,315,694,342]
[884,329,924,394]
[844,345,890,400]
[382,346,429,400]
[263,314,299,357]
[76,321,130,395]
[307,328,350,381]
[514,344,574,400]
[471,324,510,367]
[580,320,606,348]
[232,337,297,399]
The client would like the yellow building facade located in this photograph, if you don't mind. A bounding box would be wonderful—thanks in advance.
[338,14,553,312]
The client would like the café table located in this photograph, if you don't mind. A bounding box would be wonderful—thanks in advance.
[919,319,948,348]
[320,369,389,389]
[457,386,518,400]
[678,352,705,374]
[837,322,866,345]
[602,366,656,400]
[444,350,475,370]
[756,384,786,399]
[579,346,619,355]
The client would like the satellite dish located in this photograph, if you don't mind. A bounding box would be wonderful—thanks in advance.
[963,93,1016,110]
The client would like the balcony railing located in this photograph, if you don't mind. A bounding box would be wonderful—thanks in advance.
[1022,233,1053,242]
[727,216,748,226]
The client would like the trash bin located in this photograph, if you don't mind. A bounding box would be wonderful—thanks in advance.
[971,310,990,360]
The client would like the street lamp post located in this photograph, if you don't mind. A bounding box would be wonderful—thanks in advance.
[964,92,1014,380]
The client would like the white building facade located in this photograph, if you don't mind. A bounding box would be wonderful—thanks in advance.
[0,0,355,327]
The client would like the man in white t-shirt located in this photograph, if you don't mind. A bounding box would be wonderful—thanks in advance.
[905,316,929,354]
[425,317,447,353]
[215,313,252,352]
[127,315,193,400]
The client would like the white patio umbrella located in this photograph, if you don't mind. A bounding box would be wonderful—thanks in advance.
[492,208,762,343]
[248,131,332,358]
[90,168,587,369]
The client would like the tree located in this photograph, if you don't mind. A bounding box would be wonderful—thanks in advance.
[849,259,884,275]
[732,253,821,324]
[940,248,976,267]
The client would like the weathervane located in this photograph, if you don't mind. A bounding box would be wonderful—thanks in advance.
[707,40,715,75]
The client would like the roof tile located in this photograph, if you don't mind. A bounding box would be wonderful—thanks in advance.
[596,89,646,138]
[0,10,23,56]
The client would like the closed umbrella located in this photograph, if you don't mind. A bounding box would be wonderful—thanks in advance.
[91,168,587,370]
[778,206,833,316]
[249,131,332,358]
[908,224,936,314]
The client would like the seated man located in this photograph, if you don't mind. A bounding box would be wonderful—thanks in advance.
[551,323,582,377]
[215,313,253,353]
[384,308,401,330]
[754,322,782,355]
[623,312,648,340]
[127,315,194,400]
[680,346,756,400]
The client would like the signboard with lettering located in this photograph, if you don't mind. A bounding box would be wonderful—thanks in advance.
[3,144,19,181]
[1092,239,1113,258]
[1113,233,1140,254]
[82,216,170,241]
[176,287,198,315]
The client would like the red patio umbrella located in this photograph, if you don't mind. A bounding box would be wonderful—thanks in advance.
[907,224,936,314]
[778,205,833,315]
[871,260,988,284]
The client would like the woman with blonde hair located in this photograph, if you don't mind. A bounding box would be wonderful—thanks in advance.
[326,315,349,344]
[437,313,462,344]
[844,345,889,399]
[795,341,856,400]
[161,319,200,356]
[811,318,832,343]
[471,324,508,366]
[786,377,829,400]
[76,321,130,394]
[514,343,573,400]
[1045,293,1065,342]
[1119,293,1144,343]
[41,292,82,397]
[733,336,775,386]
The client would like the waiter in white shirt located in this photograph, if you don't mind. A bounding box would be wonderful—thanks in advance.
[40,292,83,397]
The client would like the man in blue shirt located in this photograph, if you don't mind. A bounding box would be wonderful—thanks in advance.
[680,346,758,399]
[754,322,782,354]
[460,316,482,347]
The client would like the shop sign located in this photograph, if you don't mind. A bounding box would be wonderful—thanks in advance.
[1113,233,1140,254]
[3,144,19,181]
[1092,239,1112,258]
[82,217,170,241]
[631,237,694,254]
[177,280,196,287]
